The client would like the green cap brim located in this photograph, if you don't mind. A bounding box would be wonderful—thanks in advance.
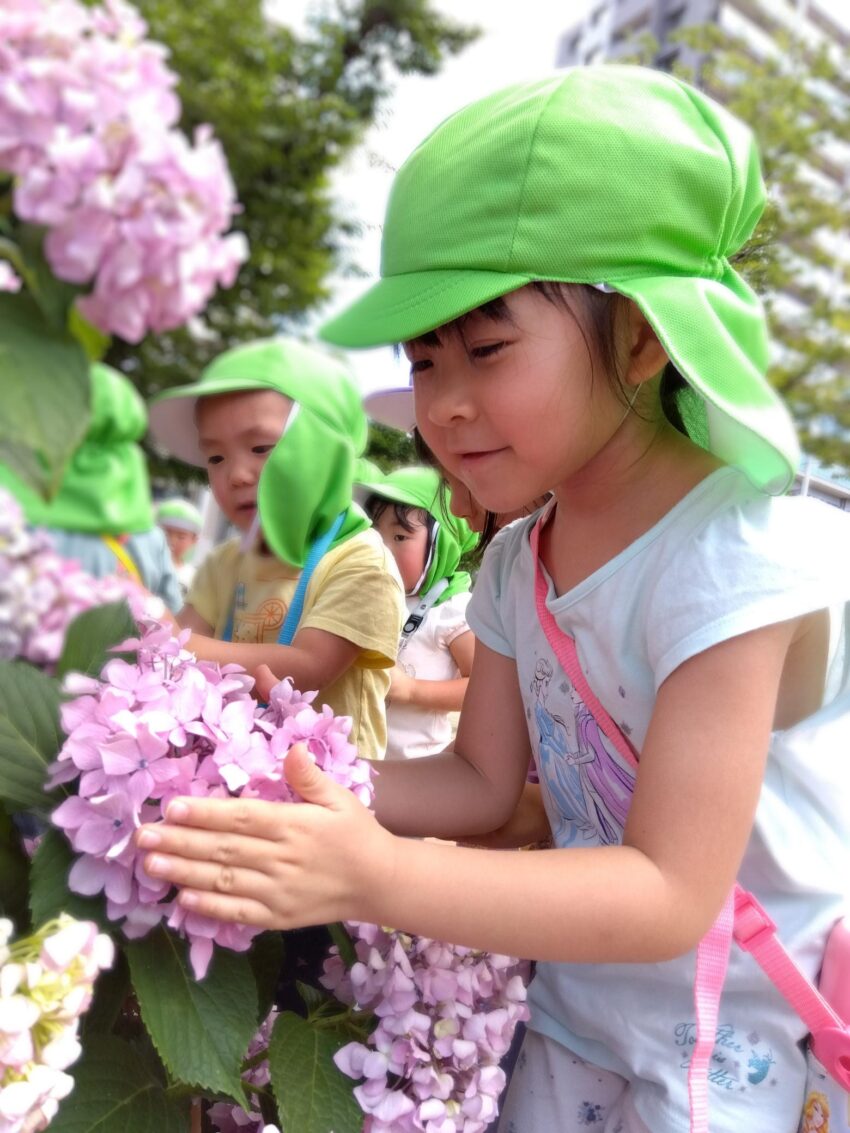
[320,269,533,349]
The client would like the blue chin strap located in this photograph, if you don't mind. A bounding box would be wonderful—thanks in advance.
[222,511,346,645]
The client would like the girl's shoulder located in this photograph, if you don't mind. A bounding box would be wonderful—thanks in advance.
[676,472,850,577]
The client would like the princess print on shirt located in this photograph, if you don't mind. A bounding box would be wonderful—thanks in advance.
[531,654,636,847]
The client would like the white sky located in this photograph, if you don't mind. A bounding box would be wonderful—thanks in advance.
[272,0,850,396]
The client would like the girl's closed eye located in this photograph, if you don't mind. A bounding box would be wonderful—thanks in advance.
[469,340,507,360]
[409,358,433,377]
[252,444,275,455]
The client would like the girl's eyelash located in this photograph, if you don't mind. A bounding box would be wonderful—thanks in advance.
[207,455,223,465]
[252,445,274,454]
[471,341,506,358]
[409,359,432,374]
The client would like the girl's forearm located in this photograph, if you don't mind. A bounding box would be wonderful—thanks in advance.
[405,676,468,711]
[372,751,520,840]
[366,836,704,964]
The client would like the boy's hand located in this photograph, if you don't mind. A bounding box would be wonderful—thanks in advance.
[134,743,393,930]
[254,663,280,702]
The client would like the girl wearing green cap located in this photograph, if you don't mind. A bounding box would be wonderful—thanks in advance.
[360,465,478,760]
[148,337,404,760]
[138,68,850,1133]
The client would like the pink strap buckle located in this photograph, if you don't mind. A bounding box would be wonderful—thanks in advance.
[811,1026,850,1091]
[732,885,777,952]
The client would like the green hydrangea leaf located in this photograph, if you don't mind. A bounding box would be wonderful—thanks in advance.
[0,660,62,811]
[248,931,284,1025]
[56,600,138,679]
[126,927,257,1104]
[0,290,89,498]
[29,828,112,932]
[48,1034,188,1133]
[269,1011,363,1133]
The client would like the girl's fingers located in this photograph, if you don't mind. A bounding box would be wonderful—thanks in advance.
[150,794,290,839]
[143,853,269,903]
[175,889,276,928]
[136,822,275,870]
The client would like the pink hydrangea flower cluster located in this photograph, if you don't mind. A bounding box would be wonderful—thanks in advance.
[0,488,160,669]
[0,915,114,1133]
[49,619,374,979]
[323,925,531,1133]
[0,0,248,342]
[207,1008,280,1133]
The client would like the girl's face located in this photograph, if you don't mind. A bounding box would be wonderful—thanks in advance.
[196,389,292,531]
[372,508,431,594]
[162,525,197,565]
[407,286,631,516]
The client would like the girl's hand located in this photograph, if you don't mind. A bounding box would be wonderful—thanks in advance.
[387,665,415,704]
[134,744,394,930]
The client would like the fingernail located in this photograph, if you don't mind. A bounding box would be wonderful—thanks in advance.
[167,800,189,821]
[180,891,199,908]
[147,854,167,874]
[137,829,160,849]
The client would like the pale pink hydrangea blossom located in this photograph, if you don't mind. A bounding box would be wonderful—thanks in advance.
[0,487,160,668]
[49,619,374,978]
[0,915,114,1133]
[0,0,247,341]
[323,925,530,1133]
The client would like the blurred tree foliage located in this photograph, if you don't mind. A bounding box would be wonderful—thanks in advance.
[365,422,416,471]
[105,0,478,483]
[627,13,850,465]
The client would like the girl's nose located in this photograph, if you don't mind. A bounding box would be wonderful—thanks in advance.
[421,374,474,428]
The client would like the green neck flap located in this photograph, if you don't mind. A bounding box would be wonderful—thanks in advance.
[0,364,153,534]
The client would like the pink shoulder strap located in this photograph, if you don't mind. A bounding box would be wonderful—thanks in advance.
[528,514,850,1130]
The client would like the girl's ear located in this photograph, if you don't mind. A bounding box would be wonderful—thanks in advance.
[624,303,669,387]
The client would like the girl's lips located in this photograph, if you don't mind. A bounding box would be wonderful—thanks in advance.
[459,447,507,465]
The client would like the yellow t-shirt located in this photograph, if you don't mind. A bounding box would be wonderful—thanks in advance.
[187,529,404,759]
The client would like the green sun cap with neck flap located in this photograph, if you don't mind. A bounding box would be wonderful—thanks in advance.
[359,464,479,603]
[148,337,369,568]
[320,65,799,494]
[156,498,202,534]
[0,363,154,534]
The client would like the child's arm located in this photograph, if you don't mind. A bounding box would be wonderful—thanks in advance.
[178,605,214,635]
[187,628,363,696]
[388,630,475,712]
[459,782,551,849]
[137,616,797,965]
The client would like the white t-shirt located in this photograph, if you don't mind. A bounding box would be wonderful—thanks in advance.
[386,590,471,760]
[468,467,850,1132]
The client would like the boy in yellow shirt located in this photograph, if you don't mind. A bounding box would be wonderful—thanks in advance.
[148,337,404,759]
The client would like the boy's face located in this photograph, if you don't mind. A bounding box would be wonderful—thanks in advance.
[196,389,292,531]
[372,508,431,594]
